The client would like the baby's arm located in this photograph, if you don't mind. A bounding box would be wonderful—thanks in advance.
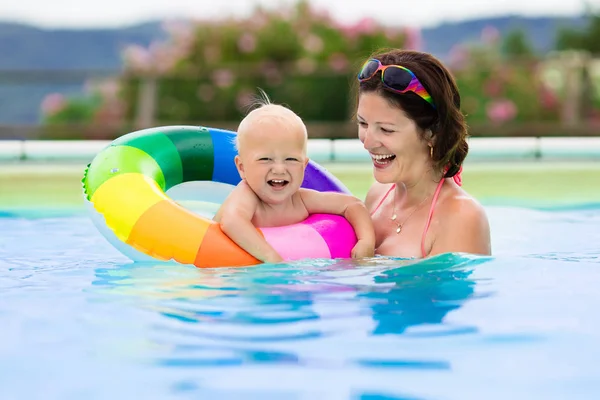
[299,189,375,258]
[215,182,283,264]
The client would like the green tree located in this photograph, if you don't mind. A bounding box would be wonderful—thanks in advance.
[501,29,534,59]
[556,11,600,53]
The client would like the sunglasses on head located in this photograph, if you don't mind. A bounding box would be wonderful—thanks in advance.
[357,59,436,108]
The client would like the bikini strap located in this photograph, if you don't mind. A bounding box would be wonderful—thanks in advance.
[370,184,396,216]
[420,165,463,257]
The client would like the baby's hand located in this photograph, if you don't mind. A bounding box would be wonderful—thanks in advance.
[265,253,284,264]
[351,239,375,259]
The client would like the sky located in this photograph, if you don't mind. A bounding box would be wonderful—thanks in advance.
[0,0,597,29]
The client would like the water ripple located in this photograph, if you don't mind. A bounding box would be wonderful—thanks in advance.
[3,210,600,399]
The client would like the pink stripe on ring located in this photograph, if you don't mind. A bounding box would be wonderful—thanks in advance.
[260,222,331,261]
[302,214,357,259]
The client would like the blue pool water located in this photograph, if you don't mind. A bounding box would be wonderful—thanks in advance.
[1,205,600,399]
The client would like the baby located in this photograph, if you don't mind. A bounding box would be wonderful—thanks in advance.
[213,99,375,264]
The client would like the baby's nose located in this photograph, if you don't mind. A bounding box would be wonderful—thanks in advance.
[271,163,286,173]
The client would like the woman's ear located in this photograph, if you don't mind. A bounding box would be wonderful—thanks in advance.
[425,128,434,143]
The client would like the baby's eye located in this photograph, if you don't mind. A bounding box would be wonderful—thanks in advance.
[259,157,271,161]
[286,158,299,162]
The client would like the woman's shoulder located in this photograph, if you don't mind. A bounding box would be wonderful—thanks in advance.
[431,182,491,255]
[439,184,488,224]
[364,182,394,210]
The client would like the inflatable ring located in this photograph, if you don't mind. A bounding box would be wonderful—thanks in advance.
[82,126,358,268]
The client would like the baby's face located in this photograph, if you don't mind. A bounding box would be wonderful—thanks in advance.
[235,120,308,205]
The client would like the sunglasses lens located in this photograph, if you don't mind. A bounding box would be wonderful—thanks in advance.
[358,60,380,80]
[382,67,413,91]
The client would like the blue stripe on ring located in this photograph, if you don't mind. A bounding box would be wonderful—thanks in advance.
[209,127,242,185]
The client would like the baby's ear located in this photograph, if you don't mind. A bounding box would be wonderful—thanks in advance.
[304,157,309,168]
[234,155,245,179]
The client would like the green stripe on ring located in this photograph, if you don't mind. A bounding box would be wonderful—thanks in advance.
[84,145,165,200]
[112,128,183,189]
[164,126,214,183]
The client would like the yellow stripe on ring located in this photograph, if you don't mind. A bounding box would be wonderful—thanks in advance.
[127,200,212,265]
[91,173,168,241]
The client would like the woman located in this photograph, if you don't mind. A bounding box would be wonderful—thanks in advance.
[355,49,491,258]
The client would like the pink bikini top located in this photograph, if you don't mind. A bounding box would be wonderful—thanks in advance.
[370,166,463,258]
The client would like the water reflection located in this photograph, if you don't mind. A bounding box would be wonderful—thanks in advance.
[357,253,493,336]
[90,253,492,369]
[91,253,492,336]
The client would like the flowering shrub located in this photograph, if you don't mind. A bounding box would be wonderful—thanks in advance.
[118,1,407,124]
[40,1,406,134]
[449,26,563,125]
[39,2,597,138]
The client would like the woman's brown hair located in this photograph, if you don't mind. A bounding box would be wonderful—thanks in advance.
[357,49,468,178]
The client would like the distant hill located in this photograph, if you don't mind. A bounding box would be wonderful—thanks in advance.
[421,15,585,57]
[0,15,587,124]
[0,21,166,69]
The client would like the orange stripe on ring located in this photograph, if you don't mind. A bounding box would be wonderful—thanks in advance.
[127,200,211,265]
[194,224,262,268]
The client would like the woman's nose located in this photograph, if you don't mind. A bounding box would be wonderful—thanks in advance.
[360,128,377,150]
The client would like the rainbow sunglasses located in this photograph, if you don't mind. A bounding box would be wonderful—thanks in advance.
[357,59,436,108]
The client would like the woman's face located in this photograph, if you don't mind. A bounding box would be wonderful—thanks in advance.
[357,92,431,185]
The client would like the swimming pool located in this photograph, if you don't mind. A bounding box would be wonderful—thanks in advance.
[1,203,600,399]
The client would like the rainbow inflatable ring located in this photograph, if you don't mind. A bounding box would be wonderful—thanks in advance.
[82,126,358,268]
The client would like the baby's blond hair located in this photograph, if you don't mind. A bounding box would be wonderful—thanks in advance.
[234,89,307,152]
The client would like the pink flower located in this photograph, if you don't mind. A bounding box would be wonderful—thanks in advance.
[481,26,500,45]
[328,53,348,72]
[403,26,422,51]
[122,44,151,71]
[486,99,517,123]
[539,85,559,110]
[248,10,269,30]
[296,58,317,75]
[96,79,120,99]
[162,19,194,43]
[211,69,234,88]
[238,33,256,54]
[313,7,332,23]
[337,17,377,39]
[448,45,470,70]
[303,34,324,54]
[148,41,178,73]
[40,93,67,115]
[354,17,377,35]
